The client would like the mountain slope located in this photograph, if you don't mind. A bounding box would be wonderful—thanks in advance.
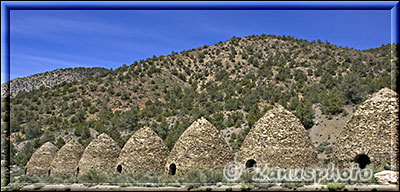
[2,34,397,169]
[1,67,109,98]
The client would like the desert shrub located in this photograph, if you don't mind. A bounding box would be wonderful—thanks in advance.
[79,170,108,184]
[321,90,344,116]
[56,137,65,149]
[25,121,42,140]
[327,183,345,191]
[294,102,315,129]
[316,141,330,153]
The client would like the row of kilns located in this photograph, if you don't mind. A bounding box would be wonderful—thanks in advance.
[25,88,399,176]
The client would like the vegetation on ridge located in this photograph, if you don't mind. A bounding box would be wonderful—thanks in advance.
[1,34,397,169]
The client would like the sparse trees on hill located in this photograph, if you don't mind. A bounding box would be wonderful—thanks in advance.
[294,101,315,129]
[6,34,396,168]
[56,137,65,149]
[321,90,344,117]
[25,121,42,140]
[208,112,224,130]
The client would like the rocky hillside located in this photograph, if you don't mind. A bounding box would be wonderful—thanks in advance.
[2,34,397,169]
[1,67,108,98]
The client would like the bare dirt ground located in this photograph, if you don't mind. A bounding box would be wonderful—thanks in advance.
[18,184,399,191]
[308,104,353,146]
[307,104,353,160]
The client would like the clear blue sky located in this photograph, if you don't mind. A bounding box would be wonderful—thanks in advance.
[5,9,392,82]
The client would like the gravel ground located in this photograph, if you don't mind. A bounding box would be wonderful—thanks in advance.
[16,184,399,191]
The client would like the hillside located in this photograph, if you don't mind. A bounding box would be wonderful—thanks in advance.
[1,34,397,169]
[1,67,109,98]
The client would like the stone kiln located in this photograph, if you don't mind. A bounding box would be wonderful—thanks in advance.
[25,142,58,175]
[77,133,121,176]
[331,88,399,170]
[165,117,233,175]
[50,140,84,176]
[115,126,169,174]
[235,104,318,168]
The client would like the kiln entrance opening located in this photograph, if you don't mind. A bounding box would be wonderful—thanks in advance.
[169,164,176,175]
[354,154,371,169]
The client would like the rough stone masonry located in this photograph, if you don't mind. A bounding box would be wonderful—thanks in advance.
[50,140,84,177]
[165,117,234,175]
[25,142,58,175]
[77,133,121,176]
[235,104,318,168]
[332,88,399,171]
[116,126,169,174]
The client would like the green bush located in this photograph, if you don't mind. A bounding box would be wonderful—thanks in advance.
[56,137,65,149]
[321,90,344,116]
[327,183,345,191]
[33,183,45,190]
[25,121,42,140]
[294,102,315,129]
[79,170,108,184]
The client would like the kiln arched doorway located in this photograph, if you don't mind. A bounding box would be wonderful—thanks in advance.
[246,159,257,169]
[169,164,176,176]
[354,154,371,169]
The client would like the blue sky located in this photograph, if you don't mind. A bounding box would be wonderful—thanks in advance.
[4,9,392,83]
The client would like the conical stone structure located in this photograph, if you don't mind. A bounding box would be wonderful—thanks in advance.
[331,88,399,170]
[115,126,169,174]
[235,104,318,168]
[77,133,121,176]
[165,117,234,175]
[25,142,58,175]
[50,140,84,176]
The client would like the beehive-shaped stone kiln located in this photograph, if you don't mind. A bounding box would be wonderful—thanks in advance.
[25,142,58,175]
[332,88,399,170]
[50,140,84,176]
[165,117,233,175]
[77,133,121,176]
[235,104,318,168]
[115,126,169,174]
